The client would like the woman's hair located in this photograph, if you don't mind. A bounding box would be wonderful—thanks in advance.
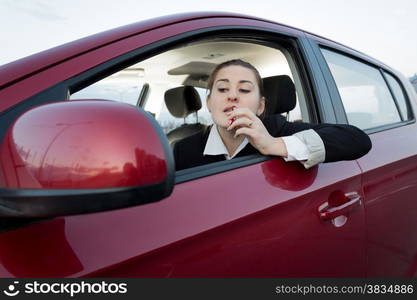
[206,59,265,98]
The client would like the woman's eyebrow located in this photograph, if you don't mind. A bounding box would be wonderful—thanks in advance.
[215,79,254,85]
[239,80,254,85]
[215,79,229,84]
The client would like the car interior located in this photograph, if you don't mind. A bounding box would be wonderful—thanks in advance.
[70,38,310,151]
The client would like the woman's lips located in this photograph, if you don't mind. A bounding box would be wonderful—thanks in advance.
[223,105,237,113]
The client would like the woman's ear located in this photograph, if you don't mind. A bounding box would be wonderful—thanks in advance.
[206,96,212,113]
[256,97,266,116]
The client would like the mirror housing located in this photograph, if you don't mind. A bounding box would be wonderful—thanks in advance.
[0,100,175,217]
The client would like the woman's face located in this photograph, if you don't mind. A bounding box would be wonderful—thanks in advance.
[207,65,265,128]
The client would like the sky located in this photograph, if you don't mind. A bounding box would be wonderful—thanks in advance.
[0,0,416,77]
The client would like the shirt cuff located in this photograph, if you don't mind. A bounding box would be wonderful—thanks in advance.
[282,129,326,169]
[282,136,309,161]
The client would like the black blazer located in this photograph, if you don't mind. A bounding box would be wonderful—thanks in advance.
[174,114,372,171]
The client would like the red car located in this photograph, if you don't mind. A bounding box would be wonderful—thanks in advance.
[0,12,416,277]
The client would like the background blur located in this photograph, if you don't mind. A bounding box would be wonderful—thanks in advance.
[1,0,416,85]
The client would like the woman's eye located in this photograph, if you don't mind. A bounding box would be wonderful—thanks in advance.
[218,88,228,92]
[240,89,251,93]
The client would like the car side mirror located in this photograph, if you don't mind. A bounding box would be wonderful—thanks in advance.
[0,100,175,218]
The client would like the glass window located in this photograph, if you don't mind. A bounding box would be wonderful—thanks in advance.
[383,71,410,121]
[70,69,145,106]
[321,48,401,130]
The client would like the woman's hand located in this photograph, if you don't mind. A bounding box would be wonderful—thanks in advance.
[226,108,288,157]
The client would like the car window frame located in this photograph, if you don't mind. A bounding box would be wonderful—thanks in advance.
[307,37,415,134]
[381,70,414,121]
[169,32,329,183]
[151,33,326,182]
[321,47,403,128]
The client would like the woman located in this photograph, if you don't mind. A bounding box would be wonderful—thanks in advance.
[174,59,371,171]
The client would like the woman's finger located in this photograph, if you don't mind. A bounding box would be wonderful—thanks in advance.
[234,126,253,139]
[226,107,256,121]
[227,117,253,131]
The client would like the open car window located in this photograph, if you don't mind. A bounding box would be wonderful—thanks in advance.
[68,37,312,176]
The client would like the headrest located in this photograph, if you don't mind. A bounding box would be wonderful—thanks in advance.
[263,75,296,114]
[164,86,202,118]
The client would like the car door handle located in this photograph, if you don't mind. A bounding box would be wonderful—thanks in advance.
[318,192,361,221]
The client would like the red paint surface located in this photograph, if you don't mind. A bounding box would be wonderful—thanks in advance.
[357,122,417,277]
[0,159,365,277]
[0,100,166,189]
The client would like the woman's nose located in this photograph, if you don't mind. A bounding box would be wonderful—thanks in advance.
[227,89,238,101]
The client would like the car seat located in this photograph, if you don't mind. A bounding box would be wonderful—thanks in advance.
[164,86,207,147]
[263,75,296,116]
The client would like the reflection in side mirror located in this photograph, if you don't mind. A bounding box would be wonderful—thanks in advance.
[0,100,174,217]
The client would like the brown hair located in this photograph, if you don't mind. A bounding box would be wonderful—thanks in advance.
[207,59,265,98]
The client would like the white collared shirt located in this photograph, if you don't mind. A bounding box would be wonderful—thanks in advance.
[203,125,249,159]
[203,125,325,169]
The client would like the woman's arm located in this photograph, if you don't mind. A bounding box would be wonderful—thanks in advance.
[228,108,372,166]
[265,114,372,163]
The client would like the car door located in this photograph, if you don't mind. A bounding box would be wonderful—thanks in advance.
[88,159,365,277]
[313,36,417,277]
[0,15,366,277]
